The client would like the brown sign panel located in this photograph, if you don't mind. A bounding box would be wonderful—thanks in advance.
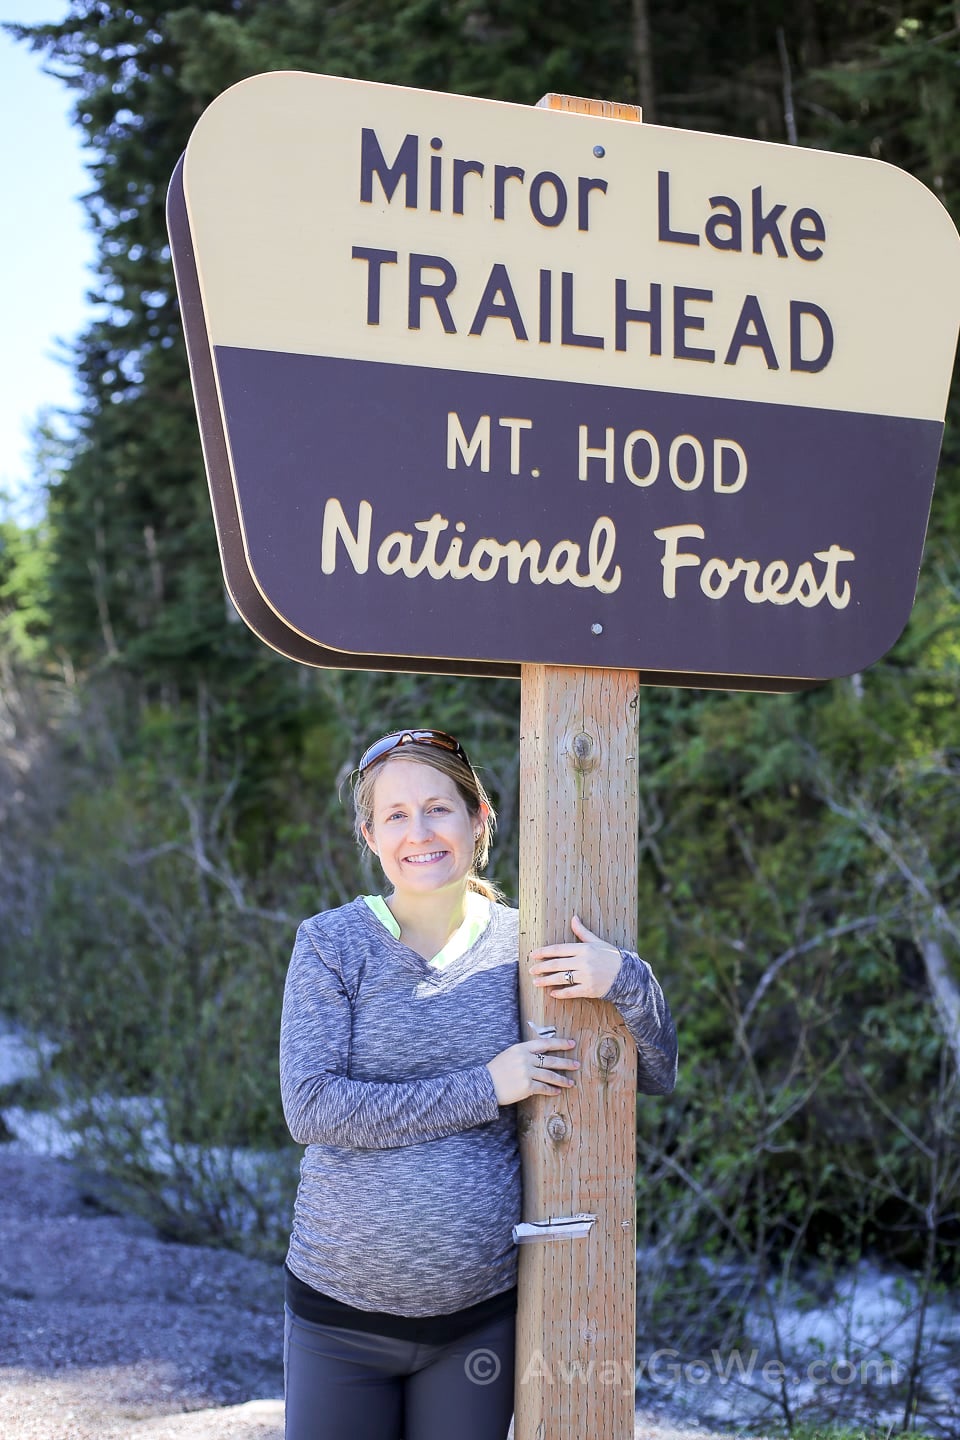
[167,72,960,687]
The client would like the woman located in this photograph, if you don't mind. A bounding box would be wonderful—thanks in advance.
[280,727,677,1440]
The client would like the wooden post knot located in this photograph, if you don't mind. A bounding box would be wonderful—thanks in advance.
[597,1035,622,1071]
[546,1112,570,1143]
[570,730,599,772]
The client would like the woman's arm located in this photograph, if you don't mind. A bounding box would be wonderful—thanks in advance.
[280,923,501,1149]
[603,949,678,1095]
[527,915,678,1096]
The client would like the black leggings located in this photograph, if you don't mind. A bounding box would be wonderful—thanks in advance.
[283,1306,515,1440]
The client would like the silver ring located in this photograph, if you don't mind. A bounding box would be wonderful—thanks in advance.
[535,1053,546,1068]
[565,970,576,987]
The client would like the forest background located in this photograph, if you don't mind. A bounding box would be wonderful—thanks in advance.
[1,1,960,1433]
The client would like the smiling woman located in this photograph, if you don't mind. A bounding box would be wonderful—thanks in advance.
[278,726,678,1440]
[353,728,500,939]
[360,759,486,930]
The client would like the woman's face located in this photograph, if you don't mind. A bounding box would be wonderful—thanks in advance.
[361,758,482,900]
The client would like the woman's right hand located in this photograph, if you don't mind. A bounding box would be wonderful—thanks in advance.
[486,1037,579,1105]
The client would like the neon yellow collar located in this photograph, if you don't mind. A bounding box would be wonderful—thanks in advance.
[363,892,491,967]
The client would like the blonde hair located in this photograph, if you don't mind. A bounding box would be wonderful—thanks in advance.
[352,743,502,902]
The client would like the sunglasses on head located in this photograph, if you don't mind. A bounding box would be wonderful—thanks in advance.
[357,729,472,775]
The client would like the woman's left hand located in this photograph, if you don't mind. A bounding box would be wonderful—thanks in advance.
[527,915,623,999]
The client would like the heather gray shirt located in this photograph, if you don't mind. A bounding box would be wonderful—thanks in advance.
[280,897,677,1317]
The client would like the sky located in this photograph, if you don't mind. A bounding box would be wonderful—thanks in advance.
[0,1,95,517]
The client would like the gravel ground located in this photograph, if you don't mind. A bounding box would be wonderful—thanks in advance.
[0,1150,284,1439]
[0,1148,753,1440]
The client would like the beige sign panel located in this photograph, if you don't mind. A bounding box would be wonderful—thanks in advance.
[184,71,957,420]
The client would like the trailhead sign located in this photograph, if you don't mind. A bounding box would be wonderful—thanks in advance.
[168,71,960,686]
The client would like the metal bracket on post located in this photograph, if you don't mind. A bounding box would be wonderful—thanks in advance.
[513,1214,598,1244]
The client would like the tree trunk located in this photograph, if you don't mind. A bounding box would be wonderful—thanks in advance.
[631,0,656,121]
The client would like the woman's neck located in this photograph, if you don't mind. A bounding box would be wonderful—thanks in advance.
[386,886,471,960]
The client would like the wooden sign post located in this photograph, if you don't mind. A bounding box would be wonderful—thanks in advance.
[518,663,640,1438]
[515,96,643,1440]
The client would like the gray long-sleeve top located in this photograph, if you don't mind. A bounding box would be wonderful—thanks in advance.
[280,897,677,1317]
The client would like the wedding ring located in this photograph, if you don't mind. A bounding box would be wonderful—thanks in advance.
[565,970,576,987]
[535,1053,546,1068]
